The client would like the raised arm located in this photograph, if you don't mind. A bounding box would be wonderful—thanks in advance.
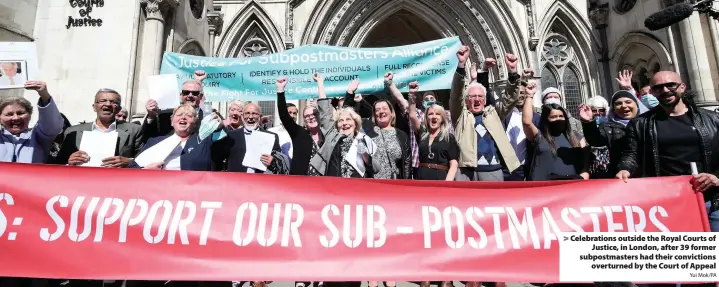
[577,104,610,147]
[522,82,539,142]
[275,76,301,136]
[24,81,63,144]
[494,53,523,121]
[317,76,337,130]
[384,72,409,112]
[407,81,421,136]
[449,45,470,125]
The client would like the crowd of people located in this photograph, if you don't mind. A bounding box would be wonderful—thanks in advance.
[0,43,717,287]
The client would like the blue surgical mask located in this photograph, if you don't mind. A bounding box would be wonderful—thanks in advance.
[641,94,659,108]
[423,100,436,109]
[544,98,562,106]
[595,116,606,125]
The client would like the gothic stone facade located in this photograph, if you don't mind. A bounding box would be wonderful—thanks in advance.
[11,0,719,124]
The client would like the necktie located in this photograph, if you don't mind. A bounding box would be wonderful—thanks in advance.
[9,78,15,85]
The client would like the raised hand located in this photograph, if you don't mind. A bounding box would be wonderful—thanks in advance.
[505,53,518,73]
[615,70,633,90]
[194,70,207,82]
[347,79,360,94]
[312,72,324,83]
[524,81,538,96]
[354,93,362,103]
[483,58,497,71]
[146,99,159,118]
[408,81,419,103]
[578,104,593,122]
[276,76,288,93]
[522,68,535,78]
[384,72,394,86]
[24,81,47,93]
[456,45,470,68]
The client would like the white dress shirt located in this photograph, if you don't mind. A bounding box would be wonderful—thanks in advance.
[164,140,187,170]
[91,121,118,133]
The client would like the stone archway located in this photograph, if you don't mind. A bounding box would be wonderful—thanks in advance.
[301,0,529,82]
[612,32,673,90]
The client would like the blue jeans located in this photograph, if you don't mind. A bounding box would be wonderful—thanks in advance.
[707,200,719,232]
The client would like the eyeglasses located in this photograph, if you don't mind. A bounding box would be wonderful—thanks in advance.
[95,99,120,106]
[651,82,680,92]
[467,94,486,99]
[181,90,201,96]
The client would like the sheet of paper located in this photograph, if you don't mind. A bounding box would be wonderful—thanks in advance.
[147,74,180,110]
[134,135,182,167]
[344,134,376,177]
[242,132,275,171]
[79,131,118,167]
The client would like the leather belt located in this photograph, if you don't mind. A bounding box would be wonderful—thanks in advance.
[419,163,449,171]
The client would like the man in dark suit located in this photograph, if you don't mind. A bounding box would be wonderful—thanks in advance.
[213,103,288,174]
[56,88,144,167]
[142,71,207,139]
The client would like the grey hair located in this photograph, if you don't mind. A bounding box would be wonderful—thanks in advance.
[0,96,33,115]
[182,80,204,93]
[466,82,487,95]
[95,88,122,102]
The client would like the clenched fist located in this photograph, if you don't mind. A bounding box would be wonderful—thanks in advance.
[456,45,470,68]
[276,77,288,93]
[194,70,207,82]
[505,53,518,73]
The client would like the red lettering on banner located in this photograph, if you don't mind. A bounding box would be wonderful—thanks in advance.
[0,163,710,282]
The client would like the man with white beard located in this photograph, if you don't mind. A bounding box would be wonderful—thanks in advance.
[213,103,289,173]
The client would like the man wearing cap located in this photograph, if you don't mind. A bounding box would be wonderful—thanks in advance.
[540,87,583,136]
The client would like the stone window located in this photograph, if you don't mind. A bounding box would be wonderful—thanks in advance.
[539,33,586,117]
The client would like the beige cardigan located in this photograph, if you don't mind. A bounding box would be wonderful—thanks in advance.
[449,69,522,173]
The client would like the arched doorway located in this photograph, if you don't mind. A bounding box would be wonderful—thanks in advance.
[357,9,450,105]
[360,9,442,47]
[301,0,530,83]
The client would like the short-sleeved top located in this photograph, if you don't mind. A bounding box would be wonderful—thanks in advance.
[530,132,585,181]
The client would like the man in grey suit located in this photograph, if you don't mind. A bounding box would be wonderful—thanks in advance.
[56,88,144,167]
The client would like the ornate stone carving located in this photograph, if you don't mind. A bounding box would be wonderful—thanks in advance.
[589,4,609,29]
[242,33,271,57]
[286,0,295,49]
[614,0,636,14]
[140,0,179,21]
[207,11,224,36]
[525,2,535,37]
[541,34,573,66]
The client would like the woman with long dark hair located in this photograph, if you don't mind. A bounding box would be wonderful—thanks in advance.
[522,82,590,181]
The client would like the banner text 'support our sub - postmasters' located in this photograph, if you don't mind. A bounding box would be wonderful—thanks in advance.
[160,37,462,102]
[0,163,712,282]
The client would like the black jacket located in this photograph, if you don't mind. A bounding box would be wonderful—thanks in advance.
[276,92,324,175]
[583,120,628,177]
[618,103,719,201]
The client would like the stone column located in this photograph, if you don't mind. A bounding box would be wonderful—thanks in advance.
[136,0,179,113]
[589,4,613,97]
[677,14,716,103]
[207,11,224,57]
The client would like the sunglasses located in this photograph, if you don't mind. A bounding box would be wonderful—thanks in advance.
[651,82,680,92]
[181,90,201,96]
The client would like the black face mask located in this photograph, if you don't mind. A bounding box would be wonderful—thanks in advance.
[547,120,566,135]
